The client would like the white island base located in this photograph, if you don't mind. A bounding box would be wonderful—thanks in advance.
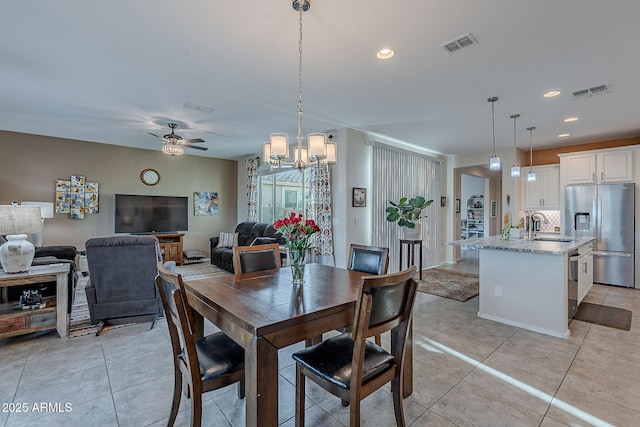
[479,248,571,339]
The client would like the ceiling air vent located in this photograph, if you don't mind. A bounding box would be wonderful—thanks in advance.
[572,84,611,99]
[441,33,478,53]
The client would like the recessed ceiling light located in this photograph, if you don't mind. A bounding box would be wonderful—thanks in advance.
[543,91,561,98]
[558,133,571,138]
[564,117,579,122]
[376,48,395,60]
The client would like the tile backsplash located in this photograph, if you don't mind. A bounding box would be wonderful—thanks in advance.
[516,210,561,232]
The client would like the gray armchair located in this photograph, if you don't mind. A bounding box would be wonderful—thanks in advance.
[85,235,163,333]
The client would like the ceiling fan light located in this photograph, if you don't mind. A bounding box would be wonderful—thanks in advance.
[510,165,521,177]
[489,155,501,171]
[162,144,184,156]
[269,133,289,159]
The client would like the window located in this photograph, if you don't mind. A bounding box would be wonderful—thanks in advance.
[258,168,311,223]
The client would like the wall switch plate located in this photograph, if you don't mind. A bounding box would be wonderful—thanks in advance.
[494,286,503,297]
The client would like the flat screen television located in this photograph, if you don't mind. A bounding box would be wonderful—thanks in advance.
[115,194,188,234]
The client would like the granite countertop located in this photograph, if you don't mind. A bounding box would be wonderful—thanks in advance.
[445,235,595,255]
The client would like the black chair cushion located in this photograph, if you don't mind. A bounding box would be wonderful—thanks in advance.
[292,333,394,390]
[191,332,245,382]
[238,250,277,273]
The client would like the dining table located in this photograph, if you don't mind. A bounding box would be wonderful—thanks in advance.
[182,263,414,427]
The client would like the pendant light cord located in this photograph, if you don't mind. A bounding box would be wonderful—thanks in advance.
[296,4,304,164]
[491,100,496,155]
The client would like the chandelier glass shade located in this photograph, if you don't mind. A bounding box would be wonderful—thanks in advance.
[262,0,336,170]
[162,144,184,156]
[510,113,521,178]
[488,97,501,171]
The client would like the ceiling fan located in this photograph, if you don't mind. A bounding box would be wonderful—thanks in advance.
[148,123,208,151]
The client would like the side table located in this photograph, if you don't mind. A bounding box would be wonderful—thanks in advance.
[0,264,70,338]
[399,239,423,280]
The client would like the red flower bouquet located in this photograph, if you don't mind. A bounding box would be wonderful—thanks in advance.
[273,213,320,284]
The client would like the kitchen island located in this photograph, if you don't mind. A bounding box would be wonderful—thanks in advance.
[447,236,595,338]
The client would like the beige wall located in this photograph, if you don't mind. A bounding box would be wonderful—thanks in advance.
[0,131,238,254]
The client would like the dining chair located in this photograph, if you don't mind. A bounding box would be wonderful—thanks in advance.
[347,244,390,345]
[292,266,418,427]
[232,243,281,274]
[156,264,245,427]
[347,244,390,276]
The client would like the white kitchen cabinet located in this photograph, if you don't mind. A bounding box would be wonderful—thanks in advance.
[522,165,560,210]
[560,148,633,185]
[577,252,593,305]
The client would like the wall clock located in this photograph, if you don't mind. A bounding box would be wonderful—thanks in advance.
[140,168,160,186]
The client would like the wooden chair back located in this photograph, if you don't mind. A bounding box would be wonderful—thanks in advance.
[347,244,389,276]
[233,243,281,274]
[156,266,201,392]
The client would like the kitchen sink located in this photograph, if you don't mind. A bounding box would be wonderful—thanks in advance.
[533,237,573,242]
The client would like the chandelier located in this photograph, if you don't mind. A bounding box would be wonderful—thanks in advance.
[162,143,184,156]
[262,0,336,170]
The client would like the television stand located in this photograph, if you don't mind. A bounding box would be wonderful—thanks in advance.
[152,233,184,265]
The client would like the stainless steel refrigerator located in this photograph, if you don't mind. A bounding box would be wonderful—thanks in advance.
[564,183,635,288]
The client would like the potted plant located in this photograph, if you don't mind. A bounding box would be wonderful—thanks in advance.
[386,196,433,239]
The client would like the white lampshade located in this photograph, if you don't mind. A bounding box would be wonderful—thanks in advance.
[262,142,272,163]
[307,133,327,160]
[527,170,537,182]
[489,155,501,171]
[294,146,308,164]
[0,205,43,235]
[21,201,54,219]
[269,133,289,159]
[323,142,337,164]
[510,165,521,178]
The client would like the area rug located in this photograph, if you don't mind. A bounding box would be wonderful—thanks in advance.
[68,259,229,337]
[573,302,632,331]
[417,268,479,302]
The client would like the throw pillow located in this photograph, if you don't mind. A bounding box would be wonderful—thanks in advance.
[217,232,238,248]
[183,249,204,259]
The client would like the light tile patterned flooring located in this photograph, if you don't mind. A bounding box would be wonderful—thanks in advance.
[1,256,640,426]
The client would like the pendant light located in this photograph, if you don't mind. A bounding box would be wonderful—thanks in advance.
[526,126,536,182]
[263,0,337,170]
[510,114,521,177]
[488,97,501,171]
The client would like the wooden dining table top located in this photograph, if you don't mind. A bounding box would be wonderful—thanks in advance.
[183,263,367,343]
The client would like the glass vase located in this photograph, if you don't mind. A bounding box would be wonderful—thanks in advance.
[289,247,306,285]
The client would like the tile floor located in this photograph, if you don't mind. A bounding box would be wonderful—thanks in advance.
[1,257,639,426]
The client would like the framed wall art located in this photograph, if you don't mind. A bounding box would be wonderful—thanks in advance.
[194,191,219,216]
[352,188,366,207]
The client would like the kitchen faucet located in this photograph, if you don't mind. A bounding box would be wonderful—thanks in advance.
[528,211,549,240]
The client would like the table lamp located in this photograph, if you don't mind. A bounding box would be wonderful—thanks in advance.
[0,205,43,273]
[21,201,54,247]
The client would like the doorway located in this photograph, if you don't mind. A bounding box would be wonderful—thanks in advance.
[453,166,502,262]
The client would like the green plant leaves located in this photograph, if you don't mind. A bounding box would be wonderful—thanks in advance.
[385,196,433,228]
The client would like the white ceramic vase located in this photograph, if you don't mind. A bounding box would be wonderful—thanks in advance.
[403,224,422,240]
[0,234,35,273]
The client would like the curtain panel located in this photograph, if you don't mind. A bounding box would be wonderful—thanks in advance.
[245,157,259,221]
[371,146,440,273]
[308,165,334,259]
